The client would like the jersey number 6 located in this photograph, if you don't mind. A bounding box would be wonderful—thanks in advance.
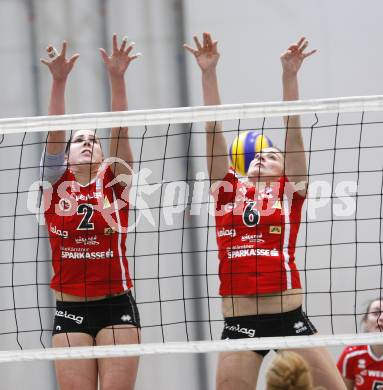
[242,201,260,227]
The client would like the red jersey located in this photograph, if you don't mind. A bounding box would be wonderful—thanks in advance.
[212,168,305,296]
[44,166,132,297]
[337,345,383,389]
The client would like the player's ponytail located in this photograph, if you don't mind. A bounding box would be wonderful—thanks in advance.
[266,351,324,390]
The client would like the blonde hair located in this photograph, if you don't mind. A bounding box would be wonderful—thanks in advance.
[266,351,324,390]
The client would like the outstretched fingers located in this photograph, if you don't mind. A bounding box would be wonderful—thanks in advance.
[193,35,203,51]
[60,41,67,58]
[287,37,317,59]
[129,52,141,61]
[120,36,128,52]
[296,37,306,49]
[99,47,109,63]
[212,40,219,54]
[183,43,198,56]
[124,42,135,56]
[112,33,118,53]
[68,53,80,66]
[303,49,317,59]
[204,32,213,48]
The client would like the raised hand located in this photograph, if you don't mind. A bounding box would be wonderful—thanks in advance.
[280,37,316,76]
[41,41,79,81]
[99,34,140,79]
[184,32,220,72]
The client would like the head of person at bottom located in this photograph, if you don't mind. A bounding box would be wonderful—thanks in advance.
[361,298,383,333]
[247,147,284,183]
[266,351,325,390]
[65,129,104,171]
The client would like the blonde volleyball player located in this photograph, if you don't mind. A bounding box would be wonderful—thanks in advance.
[184,33,346,390]
[266,351,322,390]
[40,35,140,390]
[337,298,383,389]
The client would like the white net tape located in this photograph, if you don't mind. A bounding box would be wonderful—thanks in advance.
[1,333,382,363]
[1,95,383,134]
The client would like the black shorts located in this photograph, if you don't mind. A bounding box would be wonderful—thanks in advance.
[221,306,317,357]
[53,291,140,339]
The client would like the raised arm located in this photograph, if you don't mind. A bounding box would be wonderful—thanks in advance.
[99,34,140,179]
[280,37,316,196]
[184,32,229,184]
[41,42,79,155]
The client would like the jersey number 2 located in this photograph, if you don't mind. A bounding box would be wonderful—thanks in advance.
[242,201,260,227]
[77,204,94,230]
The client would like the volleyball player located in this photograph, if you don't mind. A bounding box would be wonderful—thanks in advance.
[266,351,323,390]
[184,33,346,390]
[337,298,383,389]
[40,35,140,390]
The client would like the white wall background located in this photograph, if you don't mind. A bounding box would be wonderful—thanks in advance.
[0,0,382,389]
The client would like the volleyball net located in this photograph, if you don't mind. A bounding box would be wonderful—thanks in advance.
[0,95,382,362]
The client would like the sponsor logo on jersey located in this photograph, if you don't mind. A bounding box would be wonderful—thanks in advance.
[104,227,116,235]
[73,192,102,202]
[50,224,69,238]
[224,203,235,212]
[60,250,114,260]
[75,235,100,246]
[358,359,366,369]
[224,323,255,338]
[241,233,264,243]
[218,228,236,238]
[103,196,111,209]
[227,248,279,259]
[293,321,308,334]
[369,371,383,378]
[260,186,273,199]
[55,310,84,325]
[272,200,282,209]
[269,225,282,234]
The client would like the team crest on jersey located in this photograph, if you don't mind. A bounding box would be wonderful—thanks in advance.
[269,225,282,234]
[58,198,72,212]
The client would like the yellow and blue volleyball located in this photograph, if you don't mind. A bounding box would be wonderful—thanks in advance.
[229,131,273,176]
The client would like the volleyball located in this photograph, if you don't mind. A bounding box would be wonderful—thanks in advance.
[229,131,273,176]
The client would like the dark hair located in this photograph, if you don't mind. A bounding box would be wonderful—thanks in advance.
[362,298,383,323]
[64,131,102,155]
